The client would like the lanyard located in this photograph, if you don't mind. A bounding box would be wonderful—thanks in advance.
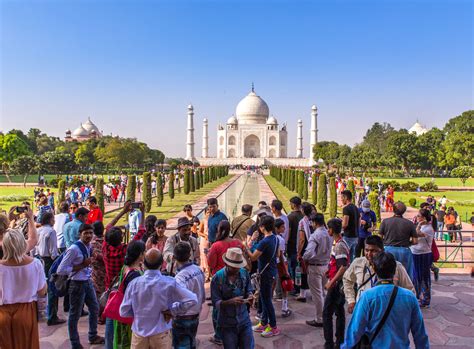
[363,265,377,288]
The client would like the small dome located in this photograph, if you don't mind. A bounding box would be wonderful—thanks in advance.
[203,118,208,123]
[298,119,303,124]
[235,90,269,125]
[72,125,89,137]
[409,121,428,136]
[227,116,238,124]
[187,104,194,110]
[266,116,278,125]
[65,129,71,134]
[312,104,317,111]
[82,117,101,135]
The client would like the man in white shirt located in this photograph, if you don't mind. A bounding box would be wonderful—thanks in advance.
[172,242,205,349]
[54,201,71,253]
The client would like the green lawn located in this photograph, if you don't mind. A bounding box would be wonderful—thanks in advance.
[264,175,343,217]
[395,191,474,223]
[0,186,46,213]
[374,177,474,187]
[0,174,59,183]
[103,175,233,224]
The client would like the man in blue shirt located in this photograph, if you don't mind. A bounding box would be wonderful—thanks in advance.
[206,198,228,245]
[58,223,104,349]
[342,252,429,349]
[63,207,89,248]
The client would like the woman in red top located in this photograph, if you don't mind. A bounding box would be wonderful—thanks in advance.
[145,219,168,273]
[207,220,245,276]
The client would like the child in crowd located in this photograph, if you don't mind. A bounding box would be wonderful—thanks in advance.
[275,218,292,318]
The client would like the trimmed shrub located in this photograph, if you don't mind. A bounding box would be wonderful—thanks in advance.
[95,177,105,213]
[177,172,181,193]
[347,179,355,200]
[184,169,190,194]
[142,172,152,212]
[168,173,175,199]
[329,176,337,218]
[311,173,317,205]
[297,171,304,198]
[57,180,66,211]
[400,181,419,192]
[368,192,381,223]
[303,176,309,200]
[126,175,136,202]
[195,170,200,190]
[204,168,209,184]
[382,180,401,191]
[156,174,163,207]
[190,169,195,192]
[317,173,327,212]
[408,198,417,208]
[420,182,438,192]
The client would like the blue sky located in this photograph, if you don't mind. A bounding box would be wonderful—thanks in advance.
[1,0,472,158]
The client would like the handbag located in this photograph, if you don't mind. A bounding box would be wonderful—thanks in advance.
[99,275,120,309]
[102,269,134,325]
[431,239,440,263]
[355,286,398,349]
[251,235,279,292]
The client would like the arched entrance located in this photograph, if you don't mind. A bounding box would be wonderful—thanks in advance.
[244,135,260,158]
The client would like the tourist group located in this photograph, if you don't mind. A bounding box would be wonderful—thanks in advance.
[0,184,435,349]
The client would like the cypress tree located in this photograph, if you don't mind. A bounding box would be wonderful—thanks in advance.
[200,168,204,187]
[311,173,317,205]
[184,169,190,194]
[177,172,182,193]
[292,170,297,192]
[195,169,200,190]
[303,176,309,200]
[168,172,175,199]
[190,169,195,192]
[204,168,209,184]
[317,173,327,212]
[156,174,163,207]
[95,177,105,213]
[126,175,136,202]
[57,180,65,212]
[298,171,304,198]
[142,172,152,212]
[368,192,381,223]
[347,179,356,201]
[329,175,337,218]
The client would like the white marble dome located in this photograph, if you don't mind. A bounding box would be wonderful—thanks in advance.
[235,90,269,125]
[409,121,428,136]
[82,117,101,135]
[227,116,238,124]
[72,125,89,137]
[266,116,278,125]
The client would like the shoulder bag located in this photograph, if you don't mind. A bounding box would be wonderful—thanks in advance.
[102,268,134,325]
[250,235,278,293]
[355,286,398,349]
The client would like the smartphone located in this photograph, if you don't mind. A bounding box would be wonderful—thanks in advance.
[16,206,27,213]
[131,202,142,209]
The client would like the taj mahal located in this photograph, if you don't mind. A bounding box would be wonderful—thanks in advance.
[185,86,318,167]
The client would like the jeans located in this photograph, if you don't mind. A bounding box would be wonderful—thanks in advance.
[259,273,276,328]
[323,282,345,348]
[172,317,199,349]
[436,222,444,240]
[42,257,58,321]
[413,253,432,306]
[105,318,114,349]
[211,306,222,341]
[68,279,99,349]
[343,236,358,262]
[385,246,414,281]
[221,321,254,349]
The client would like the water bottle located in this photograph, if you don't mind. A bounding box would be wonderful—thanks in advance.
[295,263,302,286]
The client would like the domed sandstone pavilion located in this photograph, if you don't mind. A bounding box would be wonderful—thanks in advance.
[185,85,319,166]
[65,117,103,142]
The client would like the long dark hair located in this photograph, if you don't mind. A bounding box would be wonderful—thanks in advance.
[419,208,437,231]
[216,220,231,241]
[141,215,157,244]
[124,240,145,266]
[150,219,167,245]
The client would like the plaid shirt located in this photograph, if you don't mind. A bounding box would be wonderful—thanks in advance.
[91,236,106,294]
[102,240,127,289]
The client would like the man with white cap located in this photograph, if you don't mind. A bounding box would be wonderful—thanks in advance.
[355,199,377,259]
[211,247,254,348]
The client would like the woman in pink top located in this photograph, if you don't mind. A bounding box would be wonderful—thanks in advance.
[207,220,246,275]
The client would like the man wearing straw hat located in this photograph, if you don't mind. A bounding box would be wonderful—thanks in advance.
[211,247,254,348]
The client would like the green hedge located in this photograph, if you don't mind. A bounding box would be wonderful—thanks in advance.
[95,177,105,213]
[168,172,175,199]
[142,172,152,212]
[329,176,337,218]
[126,175,136,202]
[156,174,163,206]
[317,173,327,212]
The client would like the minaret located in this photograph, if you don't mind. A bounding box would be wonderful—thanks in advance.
[296,119,303,158]
[186,104,195,161]
[310,105,318,164]
[202,118,209,158]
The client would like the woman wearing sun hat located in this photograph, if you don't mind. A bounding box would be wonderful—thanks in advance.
[210,247,254,348]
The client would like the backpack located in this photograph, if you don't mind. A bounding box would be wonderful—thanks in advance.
[48,241,89,297]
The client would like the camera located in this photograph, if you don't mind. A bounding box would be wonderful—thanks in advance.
[16,206,27,213]
[131,202,142,209]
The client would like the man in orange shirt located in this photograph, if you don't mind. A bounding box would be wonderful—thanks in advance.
[86,196,103,224]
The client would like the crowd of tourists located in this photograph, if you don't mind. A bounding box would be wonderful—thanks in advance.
[0,182,440,349]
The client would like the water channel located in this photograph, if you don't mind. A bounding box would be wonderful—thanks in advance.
[210,172,261,220]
